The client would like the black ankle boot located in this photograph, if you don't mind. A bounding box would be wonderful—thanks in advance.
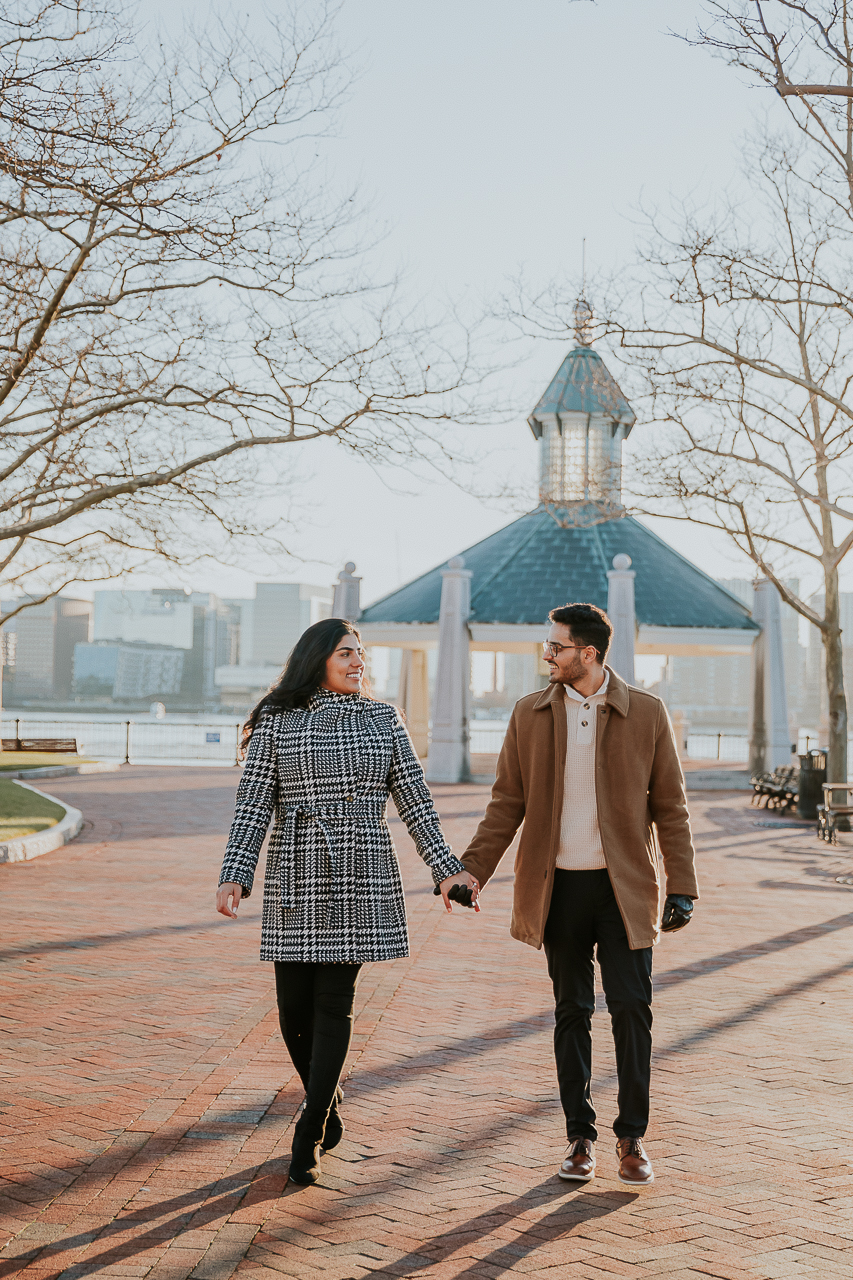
[288,1109,324,1185]
[321,1093,344,1152]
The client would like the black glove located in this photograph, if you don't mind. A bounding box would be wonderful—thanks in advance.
[433,882,476,908]
[661,894,694,933]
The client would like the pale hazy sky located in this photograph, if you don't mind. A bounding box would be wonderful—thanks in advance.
[129,0,766,607]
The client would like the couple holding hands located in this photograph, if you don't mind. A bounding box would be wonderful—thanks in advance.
[216,604,698,1187]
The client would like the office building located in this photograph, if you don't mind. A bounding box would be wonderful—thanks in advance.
[90,588,241,708]
[214,582,333,712]
[73,641,184,700]
[1,596,92,702]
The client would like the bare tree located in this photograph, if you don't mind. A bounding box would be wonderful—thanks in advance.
[0,0,478,618]
[503,1,853,784]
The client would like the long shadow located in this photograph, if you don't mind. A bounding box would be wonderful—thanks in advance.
[654,910,853,989]
[0,918,236,961]
[658,955,853,1058]
[320,1181,633,1279]
[758,879,853,894]
[0,1161,286,1278]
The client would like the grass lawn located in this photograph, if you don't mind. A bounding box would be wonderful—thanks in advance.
[0,751,95,771]
[0,776,66,839]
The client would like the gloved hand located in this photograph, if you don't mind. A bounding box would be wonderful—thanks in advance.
[661,894,694,932]
[433,882,477,908]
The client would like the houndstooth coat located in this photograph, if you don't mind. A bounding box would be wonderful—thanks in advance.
[219,688,465,963]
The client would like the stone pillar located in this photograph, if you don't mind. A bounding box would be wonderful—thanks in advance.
[749,578,792,773]
[332,562,361,620]
[426,557,472,784]
[606,553,636,683]
[398,649,430,758]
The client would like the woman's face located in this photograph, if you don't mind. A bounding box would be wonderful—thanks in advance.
[322,633,366,694]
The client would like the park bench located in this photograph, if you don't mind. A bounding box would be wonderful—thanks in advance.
[750,763,799,811]
[1,737,78,754]
[817,782,853,845]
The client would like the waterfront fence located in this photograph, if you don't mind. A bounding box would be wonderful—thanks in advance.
[1,718,243,766]
[469,722,752,762]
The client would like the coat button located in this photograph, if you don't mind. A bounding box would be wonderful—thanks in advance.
[583,704,590,710]
[345,795,354,802]
[581,720,588,727]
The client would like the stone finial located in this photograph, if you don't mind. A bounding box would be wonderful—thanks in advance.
[612,554,632,571]
[447,556,465,570]
[332,562,361,620]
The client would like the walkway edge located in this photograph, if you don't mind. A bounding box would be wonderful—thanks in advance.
[0,759,120,781]
[0,780,83,864]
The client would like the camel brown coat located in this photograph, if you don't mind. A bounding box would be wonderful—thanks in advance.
[462,668,698,950]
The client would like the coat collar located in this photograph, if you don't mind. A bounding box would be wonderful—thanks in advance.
[307,687,367,712]
[532,665,630,717]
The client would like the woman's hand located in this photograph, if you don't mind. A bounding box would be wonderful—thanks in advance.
[438,871,480,913]
[216,882,243,918]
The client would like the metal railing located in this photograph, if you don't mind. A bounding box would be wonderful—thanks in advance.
[0,717,242,766]
[686,733,750,762]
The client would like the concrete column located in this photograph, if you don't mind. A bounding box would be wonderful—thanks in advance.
[606,553,636,683]
[332,562,361,620]
[398,649,430,758]
[749,578,792,773]
[426,557,472,784]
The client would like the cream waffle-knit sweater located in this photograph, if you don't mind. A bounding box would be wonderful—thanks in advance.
[555,671,610,870]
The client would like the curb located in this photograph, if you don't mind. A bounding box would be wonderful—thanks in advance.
[0,780,84,864]
[0,760,121,781]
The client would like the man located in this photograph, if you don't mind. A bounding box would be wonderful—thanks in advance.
[447,602,697,1186]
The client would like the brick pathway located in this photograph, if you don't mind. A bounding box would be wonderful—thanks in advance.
[1,766,853,1280]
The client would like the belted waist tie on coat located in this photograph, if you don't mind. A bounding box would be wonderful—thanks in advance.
[278,796,389,911]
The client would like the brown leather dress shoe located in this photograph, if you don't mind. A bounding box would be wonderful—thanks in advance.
[616,1137,654,1185]
[559,1137,596,1181]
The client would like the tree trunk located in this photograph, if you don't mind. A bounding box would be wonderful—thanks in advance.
[823,567,847,783]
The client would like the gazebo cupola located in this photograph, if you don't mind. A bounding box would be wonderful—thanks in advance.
[527,300,636,508]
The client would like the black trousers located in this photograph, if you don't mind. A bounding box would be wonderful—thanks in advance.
[274,961,361,1125]
[543,868,653,1142]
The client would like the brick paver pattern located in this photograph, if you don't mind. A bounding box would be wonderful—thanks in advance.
[1,766,852,1280]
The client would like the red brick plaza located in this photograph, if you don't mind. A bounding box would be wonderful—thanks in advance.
[1,766,852,1280]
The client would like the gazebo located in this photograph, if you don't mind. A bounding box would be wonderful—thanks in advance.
[344,322,788,782]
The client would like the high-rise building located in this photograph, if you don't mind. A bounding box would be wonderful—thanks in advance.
[214,582,333,712]
[1,597,92,702]
[87,588,242,708]
[250,584,333,665]
[73,641,184,700]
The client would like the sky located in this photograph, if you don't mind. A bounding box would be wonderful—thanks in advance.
[126,0,765,607]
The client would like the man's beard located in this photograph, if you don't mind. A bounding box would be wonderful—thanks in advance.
[550,653,586,685]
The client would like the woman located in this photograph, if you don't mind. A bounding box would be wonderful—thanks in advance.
[216,617,478,1186]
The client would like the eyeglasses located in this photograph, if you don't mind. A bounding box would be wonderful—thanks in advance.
[542,641,590,658]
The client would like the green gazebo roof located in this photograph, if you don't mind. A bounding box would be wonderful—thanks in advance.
[359,505,758,631]
[527,346,636,440]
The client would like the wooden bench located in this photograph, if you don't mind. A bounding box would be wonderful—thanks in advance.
[1,737,78,754]
[817,782,853,844]
[750,763,799,811]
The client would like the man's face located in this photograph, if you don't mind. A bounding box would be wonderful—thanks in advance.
[544,622,592,685]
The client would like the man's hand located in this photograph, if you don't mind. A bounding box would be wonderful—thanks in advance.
[661,894,694,933]
[216,882,243,919]
[435,870,480,913]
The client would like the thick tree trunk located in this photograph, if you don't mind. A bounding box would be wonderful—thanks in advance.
[823,568,847,783]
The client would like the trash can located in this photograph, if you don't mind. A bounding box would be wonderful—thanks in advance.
[797,749,827,820]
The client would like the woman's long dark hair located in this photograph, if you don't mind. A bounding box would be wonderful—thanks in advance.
[241,617,368,750]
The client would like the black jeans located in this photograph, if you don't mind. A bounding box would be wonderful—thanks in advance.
[274,961,361,1125]
[543,869,653,1142]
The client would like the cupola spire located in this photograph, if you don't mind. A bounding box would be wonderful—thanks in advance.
[528,336,636,512]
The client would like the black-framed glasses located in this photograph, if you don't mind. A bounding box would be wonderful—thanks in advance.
[542,641,589,658]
